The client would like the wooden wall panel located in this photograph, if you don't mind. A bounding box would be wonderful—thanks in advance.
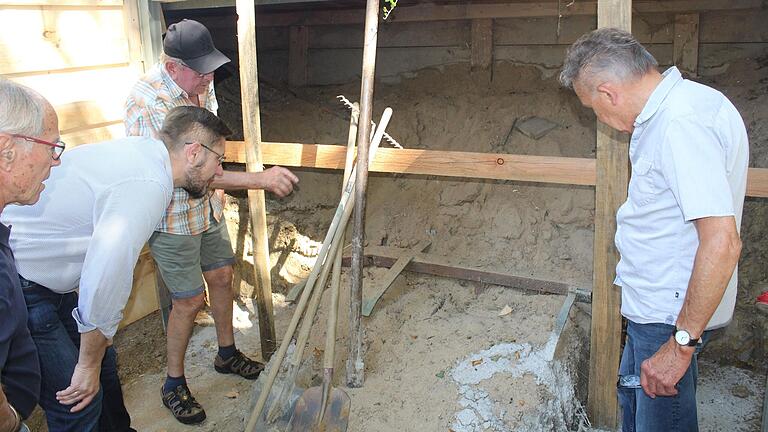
[13,65,135,144]
[0,6,129,75]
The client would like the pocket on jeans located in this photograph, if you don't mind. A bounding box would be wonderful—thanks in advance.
[26,303,60,335]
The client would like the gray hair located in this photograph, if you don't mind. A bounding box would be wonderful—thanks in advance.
[0,77,46,139]
[559,28,658,90]
[160,52,186,68]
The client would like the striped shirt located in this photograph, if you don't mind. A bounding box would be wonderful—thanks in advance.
[124,63,224,235]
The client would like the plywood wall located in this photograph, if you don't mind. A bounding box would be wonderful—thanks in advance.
[1,0,159,327]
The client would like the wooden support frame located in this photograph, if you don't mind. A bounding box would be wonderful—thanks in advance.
[235,0,277,360]
[164,0,763,23]
[471,18,493,71]
[288,25,309,87]
[340,245,591,302]
[347,0,381,389]
[588,0,631,428]
[224,141,768,198]
[673,13,700,76]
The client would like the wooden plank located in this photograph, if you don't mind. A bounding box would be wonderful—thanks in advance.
[748,168,768,198]
[699,9,768,43]
[362,240,431,316]
[673,13,699,76]
[61,123,124,146]
[119,247,159,328]
[347,0,382,389]
[56,100,123,133]
[226,142,598,186]
[226,142,768,197]
[197,0,763,27]
[122,0,147,73]
[0,0,121,6]
[308,20,468,49]
[588,1,631,428]
[340,245,590,301]
[10,65,136,106]
[0,7,130,75]
[288,25,309,87]
[471,18,493,70]
[236,0,277,360]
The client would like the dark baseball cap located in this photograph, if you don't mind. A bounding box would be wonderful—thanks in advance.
[163,19,230,74]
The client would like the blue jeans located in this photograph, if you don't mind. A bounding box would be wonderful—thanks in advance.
[21,279,134,432]
[618,321,708,432]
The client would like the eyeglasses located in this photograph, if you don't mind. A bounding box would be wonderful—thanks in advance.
[11,134,66,160]
[178,62,213,79]
[186,141,225,165]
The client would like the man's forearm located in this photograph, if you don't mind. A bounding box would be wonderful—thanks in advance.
[210,170,266,190]
[78,329,109,368]
[676,217,742,338]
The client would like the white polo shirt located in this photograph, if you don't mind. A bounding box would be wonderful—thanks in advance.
[2,137,173,339]
[615,67,749,330]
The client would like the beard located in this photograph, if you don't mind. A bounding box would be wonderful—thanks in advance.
[183,168,212,199]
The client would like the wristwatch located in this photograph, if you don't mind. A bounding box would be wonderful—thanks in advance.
[674,328,699,347]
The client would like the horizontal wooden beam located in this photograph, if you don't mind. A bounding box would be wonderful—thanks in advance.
[227,141,597,186]
[162,0,763,24]
[340,245,591,302]
[226,141,768,197]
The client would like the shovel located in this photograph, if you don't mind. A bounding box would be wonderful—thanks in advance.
[286,103,359,432]
[288,219,350,432]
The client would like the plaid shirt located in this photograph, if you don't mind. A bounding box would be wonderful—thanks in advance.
[124,63,224,235]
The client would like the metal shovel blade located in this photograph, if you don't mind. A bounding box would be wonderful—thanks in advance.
[288,386,350,432]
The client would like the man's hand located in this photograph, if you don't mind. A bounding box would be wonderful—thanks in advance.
[0,387,19,432]
[260,166,299,197]
[56,363,101,413]
[640,337,694,398]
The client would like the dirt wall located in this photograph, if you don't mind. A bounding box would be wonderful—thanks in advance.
[165,9,768,367]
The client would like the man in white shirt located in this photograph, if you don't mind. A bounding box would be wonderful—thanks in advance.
[560,29,747,431]
[2,105,233,432]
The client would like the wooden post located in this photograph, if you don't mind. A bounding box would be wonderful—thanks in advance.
[673,13,699,77]
[470,18,493,70]
[235,0,277,360]
[288,25,309,87]
[347,0,381,388]
[588,0,631,428]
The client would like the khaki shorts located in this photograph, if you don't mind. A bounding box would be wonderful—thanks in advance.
[148,217,235,299]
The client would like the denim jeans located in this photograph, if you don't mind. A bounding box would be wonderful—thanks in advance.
[21,279,135,432]
[618,320,708,432]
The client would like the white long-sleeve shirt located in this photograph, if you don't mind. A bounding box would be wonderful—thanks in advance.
[2,137,173,339]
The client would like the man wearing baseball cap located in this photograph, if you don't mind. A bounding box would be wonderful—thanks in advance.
[125,19,298,425]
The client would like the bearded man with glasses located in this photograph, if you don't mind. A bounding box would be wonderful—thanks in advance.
[125,19,298,425]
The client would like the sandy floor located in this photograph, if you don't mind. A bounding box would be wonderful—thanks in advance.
[117,278,765,432]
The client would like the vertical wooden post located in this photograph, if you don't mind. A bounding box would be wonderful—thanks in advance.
[588,0,631,428]
[235,0,277,360]
[471,18,493,70]
[347,0,381,388]
[673,13,699,77]
[288,25,309,87]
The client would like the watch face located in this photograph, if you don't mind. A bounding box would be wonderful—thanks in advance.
[675,330,691,346]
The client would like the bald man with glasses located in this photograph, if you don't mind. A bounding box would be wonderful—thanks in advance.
[0,77,62,432]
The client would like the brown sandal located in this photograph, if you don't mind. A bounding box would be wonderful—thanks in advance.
[214,350,265,379]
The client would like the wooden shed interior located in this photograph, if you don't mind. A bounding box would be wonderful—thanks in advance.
[3,0,768,430]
